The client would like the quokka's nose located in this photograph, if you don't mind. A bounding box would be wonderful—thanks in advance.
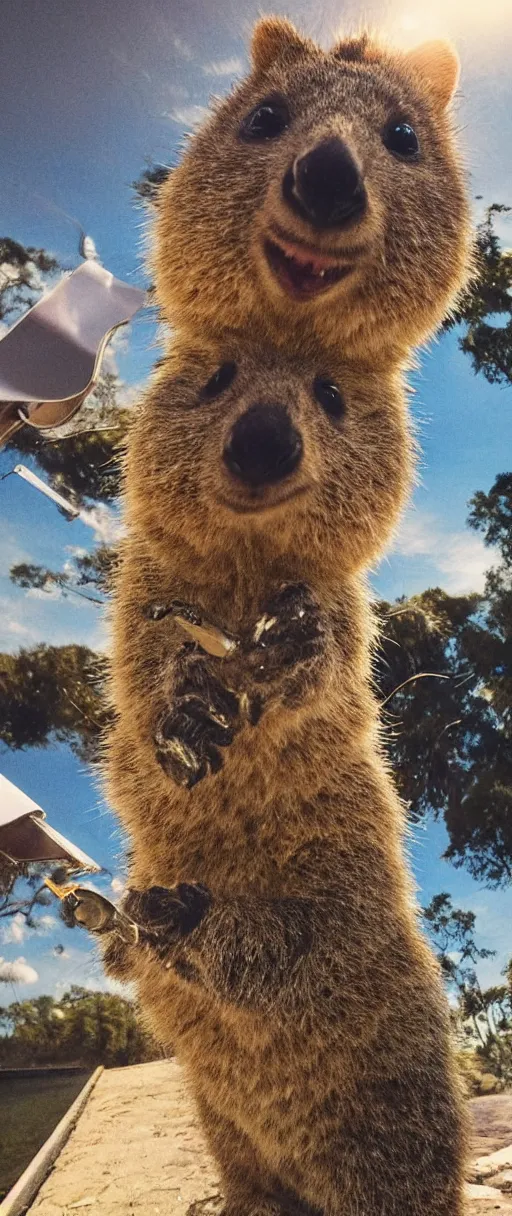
[283,137,367,229]
[223,404,303,488]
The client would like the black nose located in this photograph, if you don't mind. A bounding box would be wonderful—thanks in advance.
[223,404,303,488]
[283,137,366,229]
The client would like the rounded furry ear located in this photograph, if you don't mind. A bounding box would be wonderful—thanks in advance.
[251,16,309,73]
[403,41,460,109]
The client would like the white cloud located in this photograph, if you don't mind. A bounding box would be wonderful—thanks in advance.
[77,503,125,544]
[162,83,189,103]
[0,616,32,637]
[0,594,44,649]
[202,57,244,77]
[117,379,147,408]
[0,583,106,653]
[1,915,27,946]
[111,877,125,894]
[0,527,30,573]
[0,912,58,948]
[26,585,62,602]
[173,36,193,61]
[393,510,490,594]
[164,104,210,129]
[102,324,131,375]
[38,914,57,933]
[0,956,38,984]
[0,262,23,289]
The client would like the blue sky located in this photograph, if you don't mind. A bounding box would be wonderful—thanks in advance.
[0,0,511,1001]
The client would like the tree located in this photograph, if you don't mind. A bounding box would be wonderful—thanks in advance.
[376,567,512,886]
[469,471,512,563]
[6,373,131,507]
[0,859,57,925]
[0,238,59,325]
[10,543,118,604]
[0,986,160,1067]
[444,204,512,388]
[0,643,110,761]
[132,163,170,207]
[423,894,512,1088]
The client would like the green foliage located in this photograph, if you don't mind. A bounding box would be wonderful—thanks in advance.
[375,469,512,886]
[0,643,111,760]
[0,237,60,324]
[0,986,160,1068]
[6,373,131,507]
[469,471,512,566]
[10,544,119,604]
[444,204,512,387]
[0,862,58,924]
[376,590,512,885]
[422,893,495,989]
[132,162,170,206]
[423,894,512,1088]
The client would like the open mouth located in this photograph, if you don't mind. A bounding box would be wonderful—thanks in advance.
[263,236,353,301]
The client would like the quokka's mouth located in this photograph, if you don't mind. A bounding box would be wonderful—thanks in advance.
[263,233,354,302]
[217,485,310,516]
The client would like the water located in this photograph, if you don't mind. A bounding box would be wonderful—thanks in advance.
[0,1069,90,1200]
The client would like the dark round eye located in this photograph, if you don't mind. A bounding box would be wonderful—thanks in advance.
[201,362,237,400]
[240,97,290,141]
[383,121,420,160]
[313,377,345,420]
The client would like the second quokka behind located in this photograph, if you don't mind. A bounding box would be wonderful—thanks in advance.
[78,339,469,1216]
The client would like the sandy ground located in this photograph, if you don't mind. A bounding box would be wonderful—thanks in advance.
[27,1061,220,1216]
[26,1063,512,1216]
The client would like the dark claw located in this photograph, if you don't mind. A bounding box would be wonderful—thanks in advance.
[246,583,324,683]
[154,655,240,788]
[160,696,235,746]
[143,599,202,625]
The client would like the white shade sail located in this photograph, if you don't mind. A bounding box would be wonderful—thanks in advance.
[0,773,101,871]
[0,260,146,446]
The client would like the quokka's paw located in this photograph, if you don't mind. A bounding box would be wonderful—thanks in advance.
[154,652,240,788]
[244,583,326,686]
[60,888,139,945]
[122,883,212,956]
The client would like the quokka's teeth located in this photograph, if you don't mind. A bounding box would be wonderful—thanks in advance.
[318,270,326,278]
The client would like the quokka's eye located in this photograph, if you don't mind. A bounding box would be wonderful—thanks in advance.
[200,362,237,400]
[240,97,290,141]
[313,376,345,420]
[383,121,420,160]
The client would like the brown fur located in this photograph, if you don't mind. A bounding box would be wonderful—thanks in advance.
[103,339,468,1216]
[153,20,471,369]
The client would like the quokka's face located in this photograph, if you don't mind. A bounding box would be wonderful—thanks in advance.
[127,343,413,576]
[154,20,470,357]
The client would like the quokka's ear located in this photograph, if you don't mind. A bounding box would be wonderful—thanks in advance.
[251,16,313,73]
[403,40,460,109]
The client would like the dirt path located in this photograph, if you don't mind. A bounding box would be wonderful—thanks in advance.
[26,1063,512,1216]
[27,1061,220,1216]
[470,1095,512,1157]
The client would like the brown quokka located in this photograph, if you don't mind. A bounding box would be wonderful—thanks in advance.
[153,18,471,369]
[70,339,468,1216]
